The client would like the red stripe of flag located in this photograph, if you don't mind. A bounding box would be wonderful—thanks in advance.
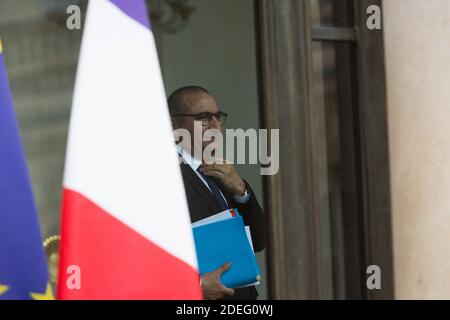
[58,189,202,299]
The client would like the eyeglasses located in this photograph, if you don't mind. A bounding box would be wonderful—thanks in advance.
[171,111,228,127]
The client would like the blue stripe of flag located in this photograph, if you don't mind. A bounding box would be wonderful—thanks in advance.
[0,45,49,299]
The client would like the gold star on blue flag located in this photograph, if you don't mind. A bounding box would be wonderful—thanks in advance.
[0,37,49,299]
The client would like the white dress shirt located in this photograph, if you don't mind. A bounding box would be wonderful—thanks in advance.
[177,147,251,204]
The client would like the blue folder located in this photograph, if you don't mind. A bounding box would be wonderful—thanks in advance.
[193,215,260,288]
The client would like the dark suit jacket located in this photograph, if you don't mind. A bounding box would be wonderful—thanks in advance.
[180,163,266,300]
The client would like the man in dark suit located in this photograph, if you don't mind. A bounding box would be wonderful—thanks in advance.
[168,86,265,300]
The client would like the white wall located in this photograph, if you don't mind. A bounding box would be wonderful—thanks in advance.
[383,0,450,299]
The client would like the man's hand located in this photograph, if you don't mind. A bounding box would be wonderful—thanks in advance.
[200,161,246,196]
[201,262,235,300]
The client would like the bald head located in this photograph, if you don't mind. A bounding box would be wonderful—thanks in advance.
[167,86,210,116]
[168,86,223,156]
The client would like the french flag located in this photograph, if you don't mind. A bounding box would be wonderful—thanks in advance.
[57,0,202,299]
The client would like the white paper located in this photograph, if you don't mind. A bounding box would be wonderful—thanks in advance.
[192,209,235,228]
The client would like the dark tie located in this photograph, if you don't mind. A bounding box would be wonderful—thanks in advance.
[197,168,229,211]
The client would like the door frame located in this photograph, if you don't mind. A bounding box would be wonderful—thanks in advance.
[254,0,394,299]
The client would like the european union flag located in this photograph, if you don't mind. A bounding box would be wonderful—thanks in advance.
[0,38,51,299]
